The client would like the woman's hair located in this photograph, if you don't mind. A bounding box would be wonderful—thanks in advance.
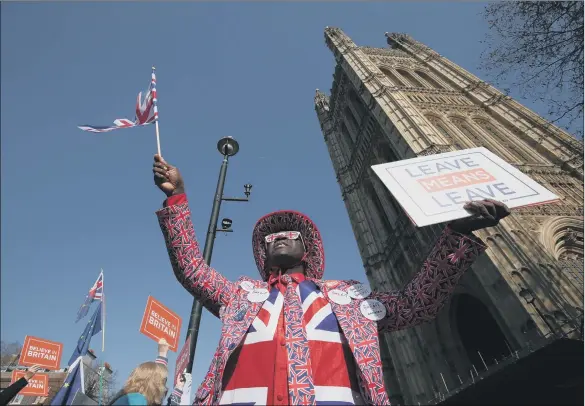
[109,361,168,405]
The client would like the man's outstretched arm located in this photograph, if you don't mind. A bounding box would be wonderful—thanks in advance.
[371,199,510,333]
[154,154,235,317]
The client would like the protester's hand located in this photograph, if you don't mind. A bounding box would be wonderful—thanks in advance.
[449,199,511,234]
[25,365,42,380]
[176,374,185,390]
[34,396,47,405]
[177,373,191,390]
[158,338,170,357]
[153,155,185,197]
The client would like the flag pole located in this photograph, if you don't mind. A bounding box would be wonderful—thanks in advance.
[152,66,161,157]
[98,362,104,406]
[101,269,105,352]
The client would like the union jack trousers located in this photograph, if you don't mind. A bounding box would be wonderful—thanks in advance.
[156,196,486,405]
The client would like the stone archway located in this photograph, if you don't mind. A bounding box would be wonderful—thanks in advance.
[452,294,510,369]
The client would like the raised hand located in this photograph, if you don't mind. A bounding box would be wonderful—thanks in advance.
[25,365,42,380]
[449,199,511,234]
[158,338,170,357]
[153,154,185,197]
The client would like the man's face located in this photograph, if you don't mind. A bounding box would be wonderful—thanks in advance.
[265,231,305,270]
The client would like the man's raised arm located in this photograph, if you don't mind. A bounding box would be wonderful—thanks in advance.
[370,199,510,333]
[154,154,235,317]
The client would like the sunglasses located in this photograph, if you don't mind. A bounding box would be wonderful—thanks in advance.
[264,231,301,244]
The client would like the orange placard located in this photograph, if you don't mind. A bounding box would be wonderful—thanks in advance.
[11,370,49,396]
[20,336,63,370]
[139,296,182,352]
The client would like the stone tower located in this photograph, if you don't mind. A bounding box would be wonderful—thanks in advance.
[314,28,584,405]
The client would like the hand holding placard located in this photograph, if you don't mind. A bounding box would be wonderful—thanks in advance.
[174,335,191,386]
[158,338,170,358]
[25,365,42,380]
[449,199,511,234]
[371,147,559,227]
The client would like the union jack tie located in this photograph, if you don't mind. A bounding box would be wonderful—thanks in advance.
[282,274,316,405]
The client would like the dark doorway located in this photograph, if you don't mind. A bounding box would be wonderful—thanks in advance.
[453,294,510,369]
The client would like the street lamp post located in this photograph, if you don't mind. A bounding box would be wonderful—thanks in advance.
[185,136,252,374]
[519,288,556,336]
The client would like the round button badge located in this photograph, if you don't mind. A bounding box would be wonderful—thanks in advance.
[240,281,255,292]
[247,288,270,303]
[348,283,372,300]
[360,299,387,321]
[328,289,351,305]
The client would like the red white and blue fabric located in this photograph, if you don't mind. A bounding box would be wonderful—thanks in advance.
[156,194,486,405]
[219,276,362,405]
[78,68,158,133]
[76,272,104,322]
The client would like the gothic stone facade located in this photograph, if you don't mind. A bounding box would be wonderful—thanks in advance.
[314,28,584,405]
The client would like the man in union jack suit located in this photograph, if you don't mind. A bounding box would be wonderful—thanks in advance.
[152,154,510,405]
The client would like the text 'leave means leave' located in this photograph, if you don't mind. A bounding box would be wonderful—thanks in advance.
[404,157,516,207]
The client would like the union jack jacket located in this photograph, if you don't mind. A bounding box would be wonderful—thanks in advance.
[157,201,486,405]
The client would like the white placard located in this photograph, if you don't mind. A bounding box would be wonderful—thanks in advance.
[371,147,559,227]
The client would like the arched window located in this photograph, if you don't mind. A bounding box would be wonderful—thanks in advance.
[473,119,535,163]
[340,121,355,148]
[415,71,444,90]
[380,68,405,86]
[426,116,463,149]
[451,116,506,155]
[540,217,584,289]
[450,118,480,144]
[396,69,424,88]
[372,140,403,217]
[348,88,367,122]
[363,175,394,235]
[344,106,360,136]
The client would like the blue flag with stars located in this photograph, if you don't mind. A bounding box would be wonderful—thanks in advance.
[50,356,85,406]
[68,301,102,366]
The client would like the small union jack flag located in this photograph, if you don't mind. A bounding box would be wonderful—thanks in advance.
[78,67,158,133]
[76,271,104,322]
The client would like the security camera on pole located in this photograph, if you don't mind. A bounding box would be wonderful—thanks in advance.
[185,136,252,373]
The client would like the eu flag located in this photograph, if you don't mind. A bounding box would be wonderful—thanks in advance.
[50,356,85,406]
[68,301,103,366]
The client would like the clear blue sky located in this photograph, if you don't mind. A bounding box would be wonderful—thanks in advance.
[1,2,577,399]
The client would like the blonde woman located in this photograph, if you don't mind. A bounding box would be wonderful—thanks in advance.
[110,339,170,405]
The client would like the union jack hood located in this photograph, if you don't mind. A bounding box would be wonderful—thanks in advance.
[252,210,325,281]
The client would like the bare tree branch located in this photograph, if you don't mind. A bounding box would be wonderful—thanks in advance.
[84,364,118,404]
[480,1,584,139]
[0,341,22,366]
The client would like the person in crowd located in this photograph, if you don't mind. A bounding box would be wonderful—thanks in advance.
[109,339,191,406]
[167,372,192,406]
[109,339,170,405]
[153,154,511,405]
[0,364,42,405]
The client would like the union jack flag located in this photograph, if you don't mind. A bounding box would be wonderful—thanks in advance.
[76,271,104,322]
[78,67,158,133]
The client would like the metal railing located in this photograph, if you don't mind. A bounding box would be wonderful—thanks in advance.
[424,322,583,405]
